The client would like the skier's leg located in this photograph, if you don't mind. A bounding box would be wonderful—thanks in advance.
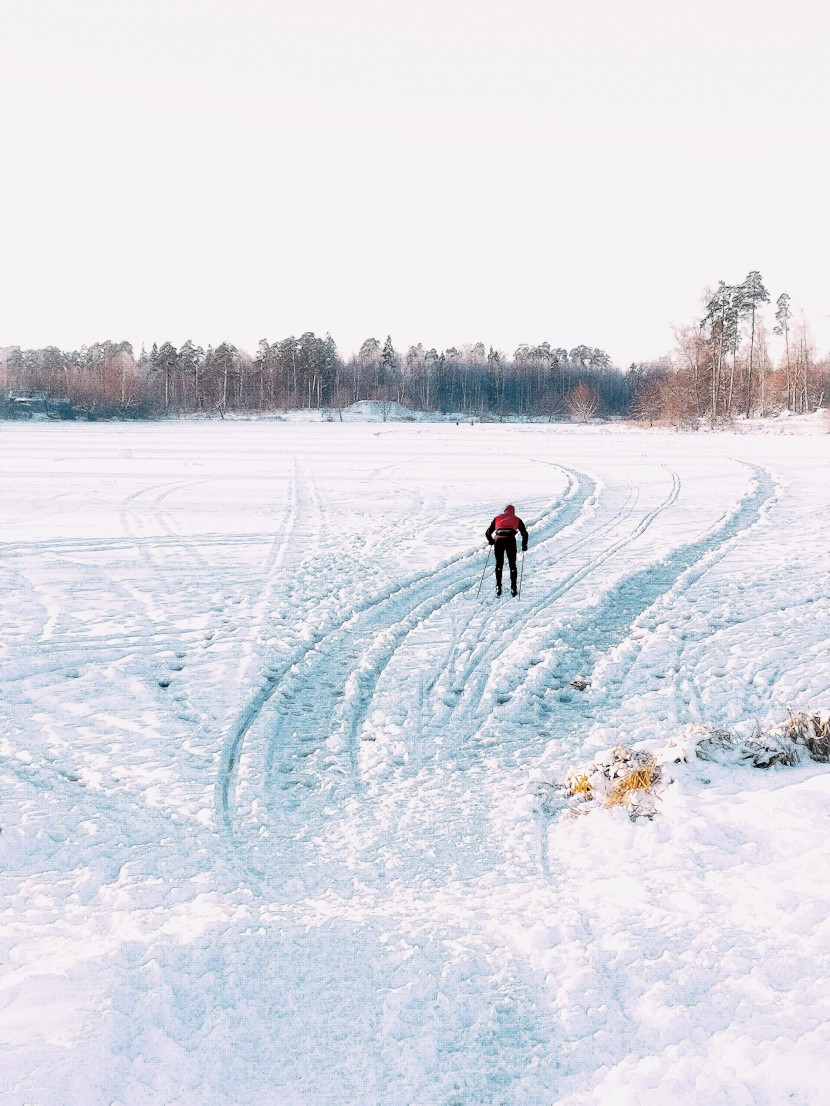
[507,541,518,595]
[494,543,505,593]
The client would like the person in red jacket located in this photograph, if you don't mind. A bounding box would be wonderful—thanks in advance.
[485,504,528,597]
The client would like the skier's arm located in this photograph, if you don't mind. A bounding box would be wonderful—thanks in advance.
[485,518,496,545]
[519,519,528,551]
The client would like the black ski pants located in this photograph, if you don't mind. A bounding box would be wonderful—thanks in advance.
[494,536,518,590]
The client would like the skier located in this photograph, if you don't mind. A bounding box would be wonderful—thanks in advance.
[485,504,528,597]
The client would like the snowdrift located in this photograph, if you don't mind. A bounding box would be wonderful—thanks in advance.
[543,710,830,820]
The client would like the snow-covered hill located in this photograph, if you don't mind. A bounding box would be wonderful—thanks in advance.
[2,420,829,1105]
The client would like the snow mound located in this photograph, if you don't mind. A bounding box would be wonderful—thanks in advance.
[326,402,480,423]
[692,726,801,768]
[680,710,830,767]
[730,408,830,435]
[541,744,665,819]
[339,400,418,421]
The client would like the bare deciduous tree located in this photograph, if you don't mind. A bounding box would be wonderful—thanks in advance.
[568,383,599,423]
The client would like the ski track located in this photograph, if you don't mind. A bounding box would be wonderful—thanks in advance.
[215,449,416,834]
[216,467,591,845]
[215,455,415,828]
[427,468,676,746]
[117,477,226,725]
[297,470,585,746]
[230,455,301,691]
[527,464,777,879]
[517,465,774,754]
[407,477,639,745]
[2,519,183,692]
[7,424,830,1106]
[582,464,779,733]
[330,467,686,889]
[324,461,775,891]
[441,471,655,731]
[376,462,597,729]
[216,465,651,865]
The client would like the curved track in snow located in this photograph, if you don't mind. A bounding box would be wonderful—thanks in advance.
[214,466,593,834]
[216,456,778,900]
[440,467,680,735]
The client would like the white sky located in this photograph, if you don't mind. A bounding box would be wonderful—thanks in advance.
[2,0,828,366]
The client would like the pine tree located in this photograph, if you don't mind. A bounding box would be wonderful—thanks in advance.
[154,342,178,410]
[741,271,770,417]
[379,335,399,390]
[773,292,793,408]
[178,340,204,411]
[702,283,740,417]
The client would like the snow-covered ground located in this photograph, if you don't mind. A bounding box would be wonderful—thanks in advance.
[2,419,830,1106]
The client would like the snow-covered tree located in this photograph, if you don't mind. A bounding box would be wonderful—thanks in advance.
[740,271,770,416]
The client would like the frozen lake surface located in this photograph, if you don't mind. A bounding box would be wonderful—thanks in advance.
[2,419,830,1105]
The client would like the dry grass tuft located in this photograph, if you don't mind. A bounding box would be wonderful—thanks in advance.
[540,708,830,824]
[565,771,592,798]
[606,759,659,807]
[776,710,830,762]
[560,746,662,818]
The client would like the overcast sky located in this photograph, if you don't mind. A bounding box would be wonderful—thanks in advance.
[2,0,828,366]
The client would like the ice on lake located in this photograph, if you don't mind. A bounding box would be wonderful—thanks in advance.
[2,418,829,1105]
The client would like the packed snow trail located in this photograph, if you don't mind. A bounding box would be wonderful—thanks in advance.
[497,463,775,760]
[300,462,775,904]
[443,466,681,737]
[3,419,830,1106]
[218,468,588,796]
[214,470,591,899]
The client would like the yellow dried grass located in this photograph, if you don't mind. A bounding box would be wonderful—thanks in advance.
[566,772,592,798]
[781,711,830,742]
[606,759,658,808]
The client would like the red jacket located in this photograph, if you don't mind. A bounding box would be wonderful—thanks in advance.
[486,504,528,545]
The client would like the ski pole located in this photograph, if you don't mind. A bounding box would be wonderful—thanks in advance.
[476,545,492,598]
[518,548,525,598]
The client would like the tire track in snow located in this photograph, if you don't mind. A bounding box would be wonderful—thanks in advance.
[563,463,782,740]
[263,470,593,791]
[522,465,777,876]
[228,455,300,689]
[215,467,594,833]
[2,481,207,688]
[518,465,775,743]
[118,478,211,629]
[443,468,679,736]
[433,479,629,707]
[118,477,232,721]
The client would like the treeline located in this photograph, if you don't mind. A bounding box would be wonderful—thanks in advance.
[0,336,628,420]
[630,273,829,426]
[2,274,827,423]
